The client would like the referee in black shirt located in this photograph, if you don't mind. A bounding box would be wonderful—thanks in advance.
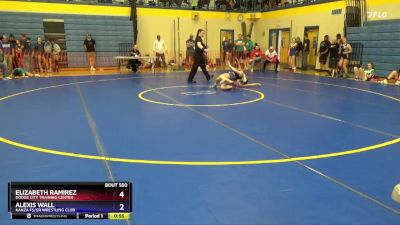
[187,29,213,83]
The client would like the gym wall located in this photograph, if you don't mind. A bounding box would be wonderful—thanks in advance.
[136,8,246,63]
[366,0,400,21]
[253,0,346,70]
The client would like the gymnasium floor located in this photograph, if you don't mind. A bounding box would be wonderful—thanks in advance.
[0,71,400,225]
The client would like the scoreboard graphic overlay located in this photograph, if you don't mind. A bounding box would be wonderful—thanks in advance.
[8,182,132,220]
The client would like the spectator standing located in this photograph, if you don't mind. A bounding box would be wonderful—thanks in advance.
[34,36,45,73]
[288,38,297,72]
[0,48,9,79]
[245,35,254,70]
[9,34,17,69]
[221,36,230,66]
[14,39,24,69]
[51,40,61,72]
[24,37,34,72]
[235,33,245,68]
[153,35,167,68]
[83,33,96,71]
[302,33,310,70]
[44,39,53,73]
[19,34,27,69]
[227,39,234,67]
[185,34,195,68]
[318,35,330,70]
[338,37,352,78]
[336,33,342,44]
[329,38,340,77]
[295,36,303,69]
[1,35,12,74]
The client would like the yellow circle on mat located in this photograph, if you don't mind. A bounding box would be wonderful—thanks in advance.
[138,85,265,107]
[0,77,399,166]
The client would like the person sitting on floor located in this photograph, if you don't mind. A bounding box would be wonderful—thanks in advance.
[354,62,375,81]
[379,67,400,85]
[263,46,279,72]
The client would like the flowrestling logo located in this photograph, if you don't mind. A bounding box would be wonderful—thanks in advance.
[368,11,388,19]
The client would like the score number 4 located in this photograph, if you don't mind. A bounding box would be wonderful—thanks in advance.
[119,191,126,211]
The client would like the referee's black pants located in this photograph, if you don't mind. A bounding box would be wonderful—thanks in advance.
[188,54,211,82]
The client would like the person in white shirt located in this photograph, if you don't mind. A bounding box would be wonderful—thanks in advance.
[51,40,61,72]
[263,46,279,72]
[153,35,167,68]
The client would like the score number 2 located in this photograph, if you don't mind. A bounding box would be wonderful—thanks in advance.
[119,191,124,210]
[118,191,126,211]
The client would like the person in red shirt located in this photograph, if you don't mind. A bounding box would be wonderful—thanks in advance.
[248,44,263,72]
[263,46,279,72]
[14,39,24,68]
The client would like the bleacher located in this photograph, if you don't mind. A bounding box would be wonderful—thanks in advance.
[347,19,400,77]
[0,12,134,68]
[0,14,44,38]
[0,0,338,12]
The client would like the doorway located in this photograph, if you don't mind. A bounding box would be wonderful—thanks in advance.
[43,19,66,50]
[220,29,234,65]
[304,26,319,69]
[269,28,290,65]
[43,19,67,68]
